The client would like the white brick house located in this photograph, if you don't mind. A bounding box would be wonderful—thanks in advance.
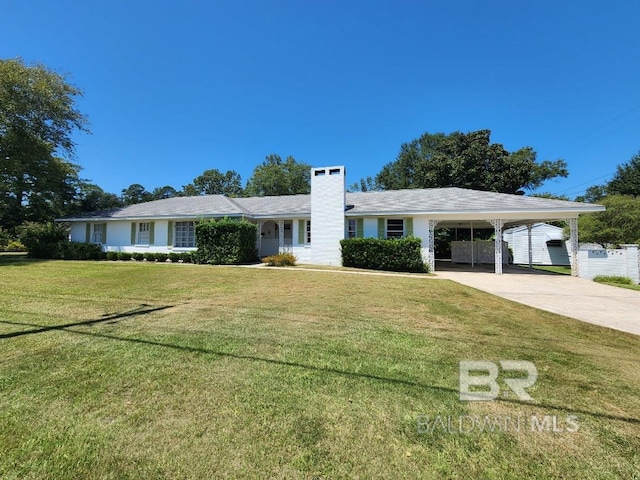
[60,166,604,275]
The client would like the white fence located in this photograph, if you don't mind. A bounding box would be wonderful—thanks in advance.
[578,244,639,284]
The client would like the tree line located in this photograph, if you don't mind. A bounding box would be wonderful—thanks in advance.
[1,58,638,246]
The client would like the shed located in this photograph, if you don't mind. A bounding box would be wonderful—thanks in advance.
[503,223,570,266]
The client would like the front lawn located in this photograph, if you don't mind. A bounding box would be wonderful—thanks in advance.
[0,259,638,479]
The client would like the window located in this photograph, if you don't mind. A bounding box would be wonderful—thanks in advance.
[347,219,357,238]
[175,221,195,248]
[386,219,404,238]
[92,223,104,244]
[306,220,311,244]
[138,222,150,244]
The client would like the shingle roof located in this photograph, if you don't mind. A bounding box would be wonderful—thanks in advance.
[60,187,602,221]
[345,188,600,214]
[63,195,248,220]
[233,194,310,217]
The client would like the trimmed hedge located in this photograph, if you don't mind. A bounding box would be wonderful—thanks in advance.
[340,237,428,273]
[59,242,104,260]
[195,218,258,265]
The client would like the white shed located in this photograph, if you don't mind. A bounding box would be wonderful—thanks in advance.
[503,223,571,266]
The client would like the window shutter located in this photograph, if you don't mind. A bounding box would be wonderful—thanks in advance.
[85,223,91,243]
[405,218,413,237]
[101,223,107,244]
[377,218,385,239]
[356,218,364,238]
[168,221,173,245]
[131,222,136,244]
[149,222,155,245]
[298,219,305,244]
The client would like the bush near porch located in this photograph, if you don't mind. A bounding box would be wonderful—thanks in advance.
[195,217,258,265]
[340,236,427,273]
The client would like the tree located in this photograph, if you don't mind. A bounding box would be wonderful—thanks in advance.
[578,195,640,246]
[375,130,568,194]
[576,185,607,203]
[121,184,151,205]
[0,58,89,229]
[185,169,243,196]
[347,176,381,192]
[606,151,640,197]
[151,185,178,200]
[245,154,311,196]
[76,183,122,212]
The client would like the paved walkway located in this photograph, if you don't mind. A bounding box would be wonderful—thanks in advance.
[435,266,640,336]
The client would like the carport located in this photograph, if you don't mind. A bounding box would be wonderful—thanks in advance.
[425,213,592,276]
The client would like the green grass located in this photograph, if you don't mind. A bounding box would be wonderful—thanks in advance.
[516,264,572,275]
[1,258,639,479]
[593,275,640,291]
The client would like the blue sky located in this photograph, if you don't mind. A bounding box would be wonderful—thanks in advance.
[4,1,640,199]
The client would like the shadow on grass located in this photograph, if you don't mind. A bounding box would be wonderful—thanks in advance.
[0,304,173,339]
[1,313,638,427]
[0,253,47,267]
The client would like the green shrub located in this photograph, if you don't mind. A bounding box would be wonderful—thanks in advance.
[18,222,68,258]
[143,252,157,261]
[5,240,27,252]
[264,253,297,266]
[593,275,634,285]
[132,252,144,261]
[0,227,11,250]
[59,242,104,260]
[118,252,133,261]
[195,218,258,265]
[340,237,428,273]
[106,251,119,261]
[179,252,194,263]
[155,253,168,262]
[168,252,181,262]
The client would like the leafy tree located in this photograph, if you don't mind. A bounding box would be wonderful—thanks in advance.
[76,183,122,212]
[375,130,568,194]
[529,193,570,200]
[576,185,607,203]
[0,58,89,230]
[245,154,311,196]
[151,185,178,200]
[180,183,199,197]
[121,184,151,205]
[578,195,640,246]
[606,151,640,197]
[347,176,381,192]
[186,169,243,196]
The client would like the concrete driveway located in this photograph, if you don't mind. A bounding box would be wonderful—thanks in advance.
[435,265,640,336]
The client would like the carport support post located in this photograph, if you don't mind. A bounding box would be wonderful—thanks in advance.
[257,221,263,257]
[277,220,284,254]
[569,217,579,277]
[428,220,439,272]
[527,224,533,270]
[490,219,505,274]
